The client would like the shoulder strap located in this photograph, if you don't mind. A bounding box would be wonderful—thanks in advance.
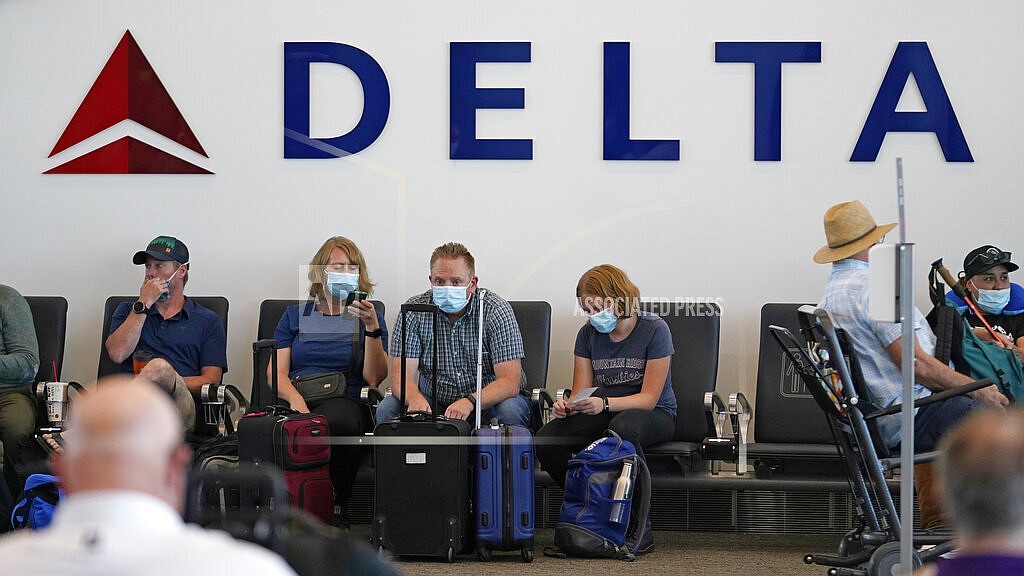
[350,317,363,384]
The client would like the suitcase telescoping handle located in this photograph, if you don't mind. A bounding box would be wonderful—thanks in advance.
[252,339,279,409]
[474,289,486,430]
[399,302,441,420]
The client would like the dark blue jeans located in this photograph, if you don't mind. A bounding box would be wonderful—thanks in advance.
[912,394,978,452]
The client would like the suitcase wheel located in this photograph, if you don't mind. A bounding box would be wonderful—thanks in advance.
[476,546,492,562]
[522,547,534,563]
[447,546,456,563]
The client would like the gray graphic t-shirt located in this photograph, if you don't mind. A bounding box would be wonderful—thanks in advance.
[574,310,676,417]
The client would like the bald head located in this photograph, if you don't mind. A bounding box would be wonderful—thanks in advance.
[939,408,1024,542]
[55,376,191,509]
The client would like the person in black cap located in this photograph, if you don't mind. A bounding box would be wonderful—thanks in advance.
[948,245,1024,354]
[104,236,228,432]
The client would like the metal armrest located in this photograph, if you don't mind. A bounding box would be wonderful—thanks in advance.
[199,383,248,436]
[701,392,732,475]
[531,388,555,425]
[555,388,572,403]
[865,378,993,420]
[532,388,554,406]
[704,391,728,438]
[360,386,384,406]
[728,392,752,475]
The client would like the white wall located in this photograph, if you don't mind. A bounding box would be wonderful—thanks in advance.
[3,1,1023,406]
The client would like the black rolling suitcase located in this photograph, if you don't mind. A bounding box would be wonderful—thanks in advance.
[372,303,471,562]
[238,339,334,525]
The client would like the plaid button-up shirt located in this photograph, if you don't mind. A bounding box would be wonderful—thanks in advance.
[820,259,935,448]
[390,289,527,408]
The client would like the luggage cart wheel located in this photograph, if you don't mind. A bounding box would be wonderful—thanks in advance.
[522,547,534,563]
[867,542,921,576]
[477,546,492,562]
[447,546,456,563]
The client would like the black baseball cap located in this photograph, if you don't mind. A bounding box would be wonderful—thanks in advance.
[133,236,189,265]
[963,245,1018,278]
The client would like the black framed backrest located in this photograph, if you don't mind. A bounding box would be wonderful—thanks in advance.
[253,298,384,408]
[24,296,69,382]
[641,300,720,443]
[752,303,834,444]
[97,296,229,378]
[508,301,551,391]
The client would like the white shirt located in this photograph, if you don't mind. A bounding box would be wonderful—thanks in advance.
[0,490,296,576]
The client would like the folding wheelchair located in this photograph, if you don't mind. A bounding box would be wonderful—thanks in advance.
[768,306,991,576]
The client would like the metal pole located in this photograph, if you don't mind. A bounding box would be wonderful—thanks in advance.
[899,242,915,574]
[896,157,915,574]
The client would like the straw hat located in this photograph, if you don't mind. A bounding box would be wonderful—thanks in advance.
[813,201,897,264]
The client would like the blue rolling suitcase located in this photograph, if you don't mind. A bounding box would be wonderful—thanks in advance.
[471,289,535,562]
[473,422,535,562]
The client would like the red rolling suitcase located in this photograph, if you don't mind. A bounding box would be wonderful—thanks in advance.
[238,339,334,524]
[471,289,535,562]
[372,302,471,562]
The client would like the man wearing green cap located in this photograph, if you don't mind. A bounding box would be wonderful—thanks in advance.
[104,236,227,432]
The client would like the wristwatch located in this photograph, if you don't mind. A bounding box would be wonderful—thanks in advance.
[364,327,383,338]
[462,394,476,408]
[132,300,149,315]
[603,396,610,413]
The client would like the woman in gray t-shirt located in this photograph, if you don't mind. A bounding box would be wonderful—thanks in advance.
[535,264,676,488]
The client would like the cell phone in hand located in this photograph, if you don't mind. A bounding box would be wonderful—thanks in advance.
[568,387,598,406]
[345,291,368,306]
[34,432,64,455]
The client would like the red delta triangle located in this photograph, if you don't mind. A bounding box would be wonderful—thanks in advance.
[48,30,207,159]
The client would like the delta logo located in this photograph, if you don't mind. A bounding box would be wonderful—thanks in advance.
[46,30,211,174]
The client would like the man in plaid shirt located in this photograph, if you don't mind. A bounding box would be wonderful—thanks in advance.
[374,242,530,425]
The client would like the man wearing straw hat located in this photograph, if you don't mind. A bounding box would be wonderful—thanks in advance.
[815,200,1007,529]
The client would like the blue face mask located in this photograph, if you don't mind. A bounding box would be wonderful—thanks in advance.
[976,287,1011,314]
[588,307,618,334]
[157,263,187,302]
[432,285,470,314]
[325,272,360,301]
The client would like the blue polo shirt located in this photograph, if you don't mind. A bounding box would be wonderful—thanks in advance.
[109,298,228,376]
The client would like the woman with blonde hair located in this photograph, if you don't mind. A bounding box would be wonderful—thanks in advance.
[535,264,676,488]
[273,236,388,527]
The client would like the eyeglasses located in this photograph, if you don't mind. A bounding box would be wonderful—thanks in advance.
[966,247,1011,269]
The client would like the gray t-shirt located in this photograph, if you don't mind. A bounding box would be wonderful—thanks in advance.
[574,310,676,418]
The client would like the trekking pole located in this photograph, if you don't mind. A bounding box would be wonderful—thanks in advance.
[932,259,1004,344]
